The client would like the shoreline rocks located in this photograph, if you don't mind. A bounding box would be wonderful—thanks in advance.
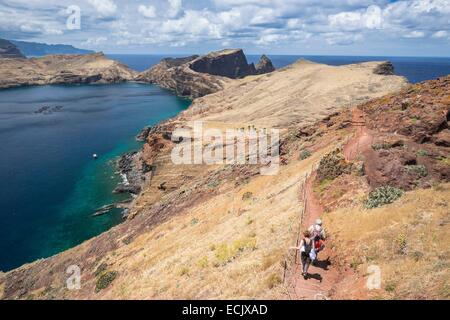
[373,61,395,75]
[136,126,152,142]
[115,151,147,196]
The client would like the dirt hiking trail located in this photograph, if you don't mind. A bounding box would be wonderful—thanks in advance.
[290,107,374,300]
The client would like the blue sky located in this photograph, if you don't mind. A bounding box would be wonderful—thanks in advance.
[0,0,449,56]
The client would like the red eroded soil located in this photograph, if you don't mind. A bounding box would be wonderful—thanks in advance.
[290,108,372,300]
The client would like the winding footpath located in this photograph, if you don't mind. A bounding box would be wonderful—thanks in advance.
[290,107,374,300]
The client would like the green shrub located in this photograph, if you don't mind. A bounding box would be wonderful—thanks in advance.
[95,271,118,292]
[372,143,391,150]
[299,150,312,160]
[385,280,397,293]
[317,149,351,181]
[416,149,428,157]
[242,191,253,201]
[365,186,404,209]
[404,164,428,177]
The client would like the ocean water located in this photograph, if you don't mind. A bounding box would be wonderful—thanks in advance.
[109,54,450,83]
[0,83,190,271]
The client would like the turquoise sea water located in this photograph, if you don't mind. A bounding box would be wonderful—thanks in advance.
[0,83,190,271]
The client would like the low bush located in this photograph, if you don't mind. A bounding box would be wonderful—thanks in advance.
[365,186,404,209]
[299,150,312,160]
[95,271,118,292]
[404,164,428,177]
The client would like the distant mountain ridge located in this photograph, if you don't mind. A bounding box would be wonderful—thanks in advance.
[10,40,94,56]
[0,39,25,58]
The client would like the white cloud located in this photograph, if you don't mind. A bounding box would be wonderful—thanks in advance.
[138,5,157,18]
[328,5,383,31]
[1,0,449,54]
[168,0,183,18]
[83,36,108,45]
[432,30,448,38]
[88,0,117,18]
[325,32,364,45]
[161,10,222,39]
[403,30,425,38]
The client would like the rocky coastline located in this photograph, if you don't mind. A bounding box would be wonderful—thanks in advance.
[1,48,424,300]
[0,52,136,89]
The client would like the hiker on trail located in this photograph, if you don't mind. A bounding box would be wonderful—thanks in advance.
[291,230,316,279]
[309,218,326,240]
[309,219,326,263]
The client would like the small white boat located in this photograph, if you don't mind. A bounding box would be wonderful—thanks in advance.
[93,154,98,159]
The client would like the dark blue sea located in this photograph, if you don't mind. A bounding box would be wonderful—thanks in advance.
[0,54,448,271]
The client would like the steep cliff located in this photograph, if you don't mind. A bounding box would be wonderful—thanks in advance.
[189,49,257,79]
[136,49,275,99]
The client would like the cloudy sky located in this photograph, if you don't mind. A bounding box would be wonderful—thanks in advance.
[0,0,449,56]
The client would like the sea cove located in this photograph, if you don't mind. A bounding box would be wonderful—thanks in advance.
[0,83,190,271]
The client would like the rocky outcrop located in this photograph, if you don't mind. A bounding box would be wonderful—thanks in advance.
[189,49,258,79]
[136,49,275,99]
[373,61,395,75]
[0,52,136,89]
[361,75,450,190]
[0,39,25,59]
[255,54,275,74]
[136,126,152,142]
[135,54,226,99]
[114,152,145,195]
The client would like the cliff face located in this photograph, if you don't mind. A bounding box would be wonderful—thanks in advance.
[0,39,25,59]
[0,52,136,89]
[136,49,275,99]
[135,55,227,98]
[189,49,257,79]
[255,54,275,74]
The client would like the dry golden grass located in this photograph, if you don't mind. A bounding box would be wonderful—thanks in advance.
[325,184,450,300]
[88,148,330,300]
[186,60,408,129]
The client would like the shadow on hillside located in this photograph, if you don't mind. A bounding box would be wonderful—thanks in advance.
[306,273,323,282]
[314,257,331,270]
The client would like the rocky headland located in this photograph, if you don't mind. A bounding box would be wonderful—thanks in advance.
[0,52,136,89]
[135,49,275,98]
